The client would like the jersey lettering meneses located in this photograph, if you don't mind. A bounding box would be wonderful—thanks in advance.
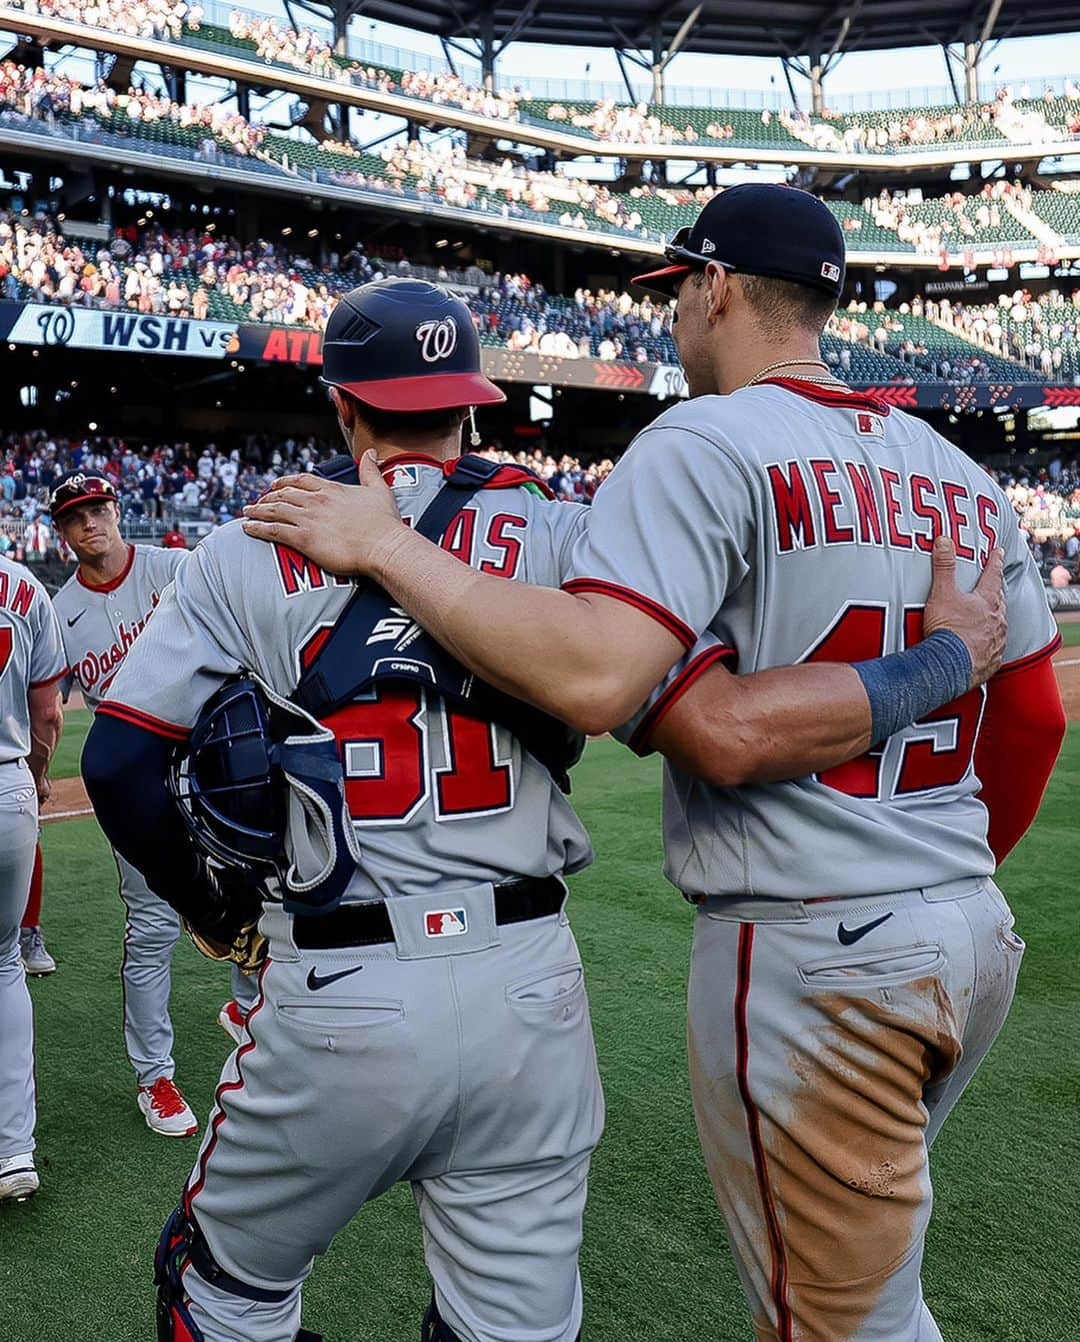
[102,458,593,901]
[572,380,1058,901]
[52,544,188,712]
[0,555,67,763]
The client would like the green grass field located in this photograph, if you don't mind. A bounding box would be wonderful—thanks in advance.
[2,728,1078,1342]
[1055,616,1080,649]
[49,708,90,781]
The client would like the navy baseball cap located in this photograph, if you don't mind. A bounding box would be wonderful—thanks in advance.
[633,183,846,301]
[321,278,506,412]
[49,471,118,519]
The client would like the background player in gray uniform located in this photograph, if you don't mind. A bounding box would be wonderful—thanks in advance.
[245,189,1063,1342]
[0,553,65,1202]
[50,472,257,1139]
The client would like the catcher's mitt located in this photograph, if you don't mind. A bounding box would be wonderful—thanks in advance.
[181,857,268,975]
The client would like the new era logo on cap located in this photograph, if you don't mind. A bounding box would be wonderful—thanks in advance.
[821,262,841,283]
[700,238,716,254]
[425,909,468,938]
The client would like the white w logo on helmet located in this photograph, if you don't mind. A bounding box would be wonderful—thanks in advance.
[415,317,458,363]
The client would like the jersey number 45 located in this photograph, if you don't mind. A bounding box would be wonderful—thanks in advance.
[802,602,986,800]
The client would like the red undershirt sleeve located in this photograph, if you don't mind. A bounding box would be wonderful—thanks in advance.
[975,643,1066,866]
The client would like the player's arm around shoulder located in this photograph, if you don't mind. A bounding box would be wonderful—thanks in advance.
[624,538,1010,787]
[243,457,698,735]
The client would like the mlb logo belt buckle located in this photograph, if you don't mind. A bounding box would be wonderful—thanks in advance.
[425,908,468,938]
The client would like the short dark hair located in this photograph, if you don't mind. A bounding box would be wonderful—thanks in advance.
[737,273,836,335]
[346,396,467,439]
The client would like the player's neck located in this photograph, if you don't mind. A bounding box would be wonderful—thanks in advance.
[77,540,131,588]
[355,432,463,467]
[717,342,835,396]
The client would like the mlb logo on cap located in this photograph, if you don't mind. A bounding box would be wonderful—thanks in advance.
[821,261,842,283]
[425,908,468,938]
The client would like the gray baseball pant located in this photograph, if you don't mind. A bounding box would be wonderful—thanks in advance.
[0,761,39,1160]
[688,877,1024,1342]
[181,886,605,1342]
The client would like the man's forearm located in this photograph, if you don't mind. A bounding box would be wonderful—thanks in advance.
[650,662,872,786]
[372,525,683,734]
[27,688,63,787]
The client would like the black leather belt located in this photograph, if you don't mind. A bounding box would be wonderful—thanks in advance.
[292,875,565,949]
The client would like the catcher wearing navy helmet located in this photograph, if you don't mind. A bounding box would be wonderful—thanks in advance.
[83,278,604,1342]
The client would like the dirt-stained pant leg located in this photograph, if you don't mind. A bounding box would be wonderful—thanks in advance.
[688,880,1023,1342]
[115,852,181,1086]
[182,897,604,1342]
[0,765,38,1160]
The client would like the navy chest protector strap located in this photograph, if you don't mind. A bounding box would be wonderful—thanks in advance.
[292,454,582,794]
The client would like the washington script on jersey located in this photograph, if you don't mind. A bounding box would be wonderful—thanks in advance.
[71,594,161,696]
[764,455,1003,560]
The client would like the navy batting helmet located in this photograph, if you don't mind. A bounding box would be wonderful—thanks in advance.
[320,277,505,412]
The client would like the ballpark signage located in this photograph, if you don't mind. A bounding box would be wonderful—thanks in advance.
[0,302,236,358]
[4,302,1080,410]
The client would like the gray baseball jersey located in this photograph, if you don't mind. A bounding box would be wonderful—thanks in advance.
[53,544,190,1093]
[0,555,67,762]
[102,460,594,900]
[52,544,188,712]
[0,554,65,1171]
[570,380,1057,900]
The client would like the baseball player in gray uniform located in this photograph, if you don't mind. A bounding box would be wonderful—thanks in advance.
[50,471,257,1139]
[246,191,1064,1341]
[83,278,1001,1342]
[0,553,66,1203]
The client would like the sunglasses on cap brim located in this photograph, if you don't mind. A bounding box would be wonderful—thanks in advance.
[663,225,737,272]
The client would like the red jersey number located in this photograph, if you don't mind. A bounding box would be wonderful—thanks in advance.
[330,686,513,823]
[0,627,11,680]
[802,602,984,800]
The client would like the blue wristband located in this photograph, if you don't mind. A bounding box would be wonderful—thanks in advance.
[853,629,972,744]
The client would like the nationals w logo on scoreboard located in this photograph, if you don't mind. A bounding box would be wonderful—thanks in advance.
[425,908,468,937]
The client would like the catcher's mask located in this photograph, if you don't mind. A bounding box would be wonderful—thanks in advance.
[168,678,288,875]
[168,677,363,915]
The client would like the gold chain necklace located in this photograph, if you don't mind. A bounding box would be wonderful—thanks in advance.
[745,357,847,390]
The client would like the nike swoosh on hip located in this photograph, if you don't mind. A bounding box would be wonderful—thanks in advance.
[837,912,895,945]
[306,964,365,992]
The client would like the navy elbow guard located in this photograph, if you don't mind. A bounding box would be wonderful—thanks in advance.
[854,629,972,745]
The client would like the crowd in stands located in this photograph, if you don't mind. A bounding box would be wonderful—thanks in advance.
[8,54,1080,264]
[925,289,1080,377]
[1,209,682,360]
[0,430,616,562]
[826,306,1002,384]
[9,0,203,42]
[0,60,267,156]
[9,0,1080,157]
[3,424,1077,584]
[862,180,1034,259]
[473,272,677,364]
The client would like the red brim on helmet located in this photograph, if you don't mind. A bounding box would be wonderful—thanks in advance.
[630,263,691,298]
[336,372,506,412]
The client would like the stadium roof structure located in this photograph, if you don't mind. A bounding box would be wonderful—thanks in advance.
[288,0,1078,107]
